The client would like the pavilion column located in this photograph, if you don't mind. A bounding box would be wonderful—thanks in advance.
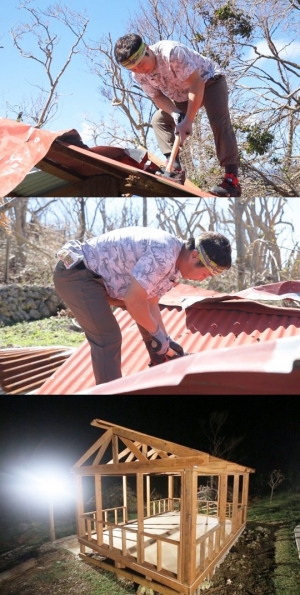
[231,475,239,533]
[146,475,151,517]
[95,473,103,545]
[168,475,174,511]
[123,475,128,522]
[218,474,228,545]
[137,472,145,564]
[241,473,249,523]
[179,467,198,585]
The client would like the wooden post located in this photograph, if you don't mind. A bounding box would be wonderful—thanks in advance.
[95,474,103,545]
[180,467,198,585]
[137,473,144,564]
[218,475,228,545]
[168,475,174,511]
[146,475,151,517]
[231,475,239,533]
[241,473,249,523]
[123,475,128,522]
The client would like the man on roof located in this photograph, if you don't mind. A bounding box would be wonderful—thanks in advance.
[114,33,240,197]
[54,226,232,386]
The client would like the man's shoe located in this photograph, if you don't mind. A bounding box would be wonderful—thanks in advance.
[156,166,186,185]
[210,173,241,197]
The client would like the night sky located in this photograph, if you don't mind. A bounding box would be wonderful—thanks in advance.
[0,395,299,519]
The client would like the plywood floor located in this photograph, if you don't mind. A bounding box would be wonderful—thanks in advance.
[102,512,232,574]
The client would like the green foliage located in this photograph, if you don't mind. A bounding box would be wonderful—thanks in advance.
[237,123,274,156]
[193,32,205,43]
[246,126,274,156]
[209,3,253,39]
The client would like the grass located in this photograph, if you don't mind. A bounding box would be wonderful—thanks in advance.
[248,491,300,595]
[0,316,85,349]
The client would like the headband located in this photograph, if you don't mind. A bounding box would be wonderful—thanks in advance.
[195,237,227,276]
[120,41,146,69]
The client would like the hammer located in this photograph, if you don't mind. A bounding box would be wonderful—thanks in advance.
[163,134,181,177]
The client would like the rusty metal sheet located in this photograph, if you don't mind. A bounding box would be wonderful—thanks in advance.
[0,118,213,198]
[0,119,70,197]
[0,346,75,395]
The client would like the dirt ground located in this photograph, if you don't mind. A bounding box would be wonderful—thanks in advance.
[0,521,277,595]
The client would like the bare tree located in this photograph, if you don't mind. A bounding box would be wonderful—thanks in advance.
[193,0,300,196]
[7,0,88,127]
[199,410,245,491]
[267,469,285,502]
[200,411,245,461]
[84,32,156,150]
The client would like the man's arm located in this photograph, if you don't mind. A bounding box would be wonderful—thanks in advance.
[174,69,205,143]
[151,91,178,115]
[123,278,163,334]
[184,69,205,120]
[152,70,205,143]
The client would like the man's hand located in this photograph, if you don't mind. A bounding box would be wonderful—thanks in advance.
[150,326,170,354]
[169,337,184,356]
[175,117,193,145]
[171,111,185,126]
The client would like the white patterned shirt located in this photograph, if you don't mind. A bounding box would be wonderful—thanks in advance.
[133,40,222,103]
[60,227,184,299]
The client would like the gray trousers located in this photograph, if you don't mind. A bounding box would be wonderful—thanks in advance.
[151,75,239,168]
[54,261,123,385]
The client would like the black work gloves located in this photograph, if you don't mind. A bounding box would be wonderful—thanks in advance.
[145,330,185,367]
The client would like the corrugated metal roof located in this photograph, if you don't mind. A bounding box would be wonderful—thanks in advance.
[14,169,69,196]
[36,281,300,396]
[0,118,212,198]
[0,346,75,394]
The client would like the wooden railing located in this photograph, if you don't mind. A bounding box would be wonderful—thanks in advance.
[146,497,181,516]
[102,505,127,525]
[194,521,224,574]
[80,513,181,579]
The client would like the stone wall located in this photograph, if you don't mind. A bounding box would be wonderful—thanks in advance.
[0,284,65,325]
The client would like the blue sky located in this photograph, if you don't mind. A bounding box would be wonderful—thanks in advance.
[0,1,142,137]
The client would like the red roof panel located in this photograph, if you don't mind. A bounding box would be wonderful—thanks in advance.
[36,281,300,396]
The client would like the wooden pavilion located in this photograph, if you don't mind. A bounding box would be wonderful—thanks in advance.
[72,420,255,595]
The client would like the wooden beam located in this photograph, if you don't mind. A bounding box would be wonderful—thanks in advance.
[72,457,254,476]
[73,430,112,467]
[93,428,113,465]
[35,157,83,182]
[120,437,148,462]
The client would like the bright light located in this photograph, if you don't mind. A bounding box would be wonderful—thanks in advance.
[10,464,75,542]
[13,465,73,504]
[35,474,68,499]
